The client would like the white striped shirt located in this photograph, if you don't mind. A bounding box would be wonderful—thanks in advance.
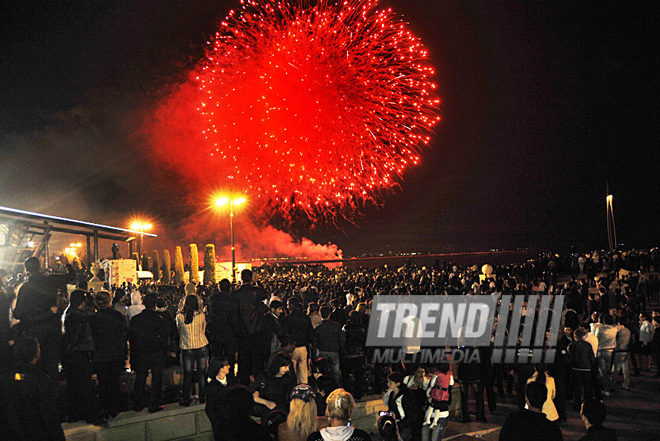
[176,311,209,350]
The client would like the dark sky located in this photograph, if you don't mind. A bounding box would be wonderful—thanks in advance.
[1,0,657,258]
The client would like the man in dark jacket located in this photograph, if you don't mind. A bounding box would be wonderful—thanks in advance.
[62,290,103,425]
[207,279,238,373]
[129,294,169,413]
[262,300,284,362]
[13,256,76,379]
[90,290,127,418]
[231,270,268,385]
[499,382,563,441]
[569,328,597,410]
[314,306,345,386]
[281,297,315,384]
[579,398,617,441]
[458,356,486,423]
[5,336,65,441]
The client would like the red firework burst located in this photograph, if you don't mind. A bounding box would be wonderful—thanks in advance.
[152,0,440,222]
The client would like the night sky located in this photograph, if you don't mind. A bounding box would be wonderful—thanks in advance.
[1,1,657,259]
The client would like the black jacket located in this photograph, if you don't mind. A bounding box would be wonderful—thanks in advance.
[6,363,65,441]
[578,425,617,441]
[386,387,418,430]
[342,324,366,357]
[315,319,345,353]
[262,312,283,355]
[281,309,315,348]
[62,307,94,355]
[499,409,563,441]
[568,340,596,370]
[205,376,236,438]
[90,307,127,362]
[13,265,76,331]
[129,309,170,357]
[208,291,238,344]
[231,284,268,337]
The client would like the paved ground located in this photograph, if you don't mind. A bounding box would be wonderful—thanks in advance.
[448,365,660,441]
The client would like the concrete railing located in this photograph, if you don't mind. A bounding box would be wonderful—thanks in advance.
[64,386,462,441]
[64,402,213,441]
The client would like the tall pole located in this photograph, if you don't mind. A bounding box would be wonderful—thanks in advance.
[606,182,617,253]
[139,228,144,259]
[230,201,236,283]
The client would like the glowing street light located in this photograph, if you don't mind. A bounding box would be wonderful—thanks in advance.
[214,196,246,282]
[130,221,153,258]
[606,194,616,253]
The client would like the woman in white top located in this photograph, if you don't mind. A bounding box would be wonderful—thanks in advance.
[126,290,144,322]
[176,295,209,406]
[403,366,430,391]
[526,364,558,422]
[639,313,653,369]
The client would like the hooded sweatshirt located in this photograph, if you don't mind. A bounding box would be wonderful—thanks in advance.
[308,425,370,441]
[320,426,354,441]
[127,290,145,321]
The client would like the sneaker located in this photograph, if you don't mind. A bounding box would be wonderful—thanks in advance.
[602,391,611,397]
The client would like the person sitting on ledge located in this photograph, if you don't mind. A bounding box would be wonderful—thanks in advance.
[307,388,370,441]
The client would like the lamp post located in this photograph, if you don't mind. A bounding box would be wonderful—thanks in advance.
[131,222,152,259]
[606,194,616,253]
[214,196,246,283]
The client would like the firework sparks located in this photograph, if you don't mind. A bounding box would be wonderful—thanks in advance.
[151,0,440,222]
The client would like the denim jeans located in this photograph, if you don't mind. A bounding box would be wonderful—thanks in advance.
[182,346,209,401]
[610,352,630,389]
[597,350,614,392]
[422,417,448,441]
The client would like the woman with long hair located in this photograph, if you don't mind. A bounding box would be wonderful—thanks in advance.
[112,287,127,317]
[176,294,209,406]
[278,384,329,441]
[384,372,419,441]
[526,364,558,422]
[252,351,296,421]
[307,388,370,441]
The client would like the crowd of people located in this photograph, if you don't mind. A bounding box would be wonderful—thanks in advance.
[0,247,658,440]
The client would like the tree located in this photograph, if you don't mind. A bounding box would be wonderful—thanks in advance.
[174,246,185,284]
[189,244,200,285]
[141,253,149,272]
[152,250,161,282]
[203,244,216,284]
[162,250,172,284]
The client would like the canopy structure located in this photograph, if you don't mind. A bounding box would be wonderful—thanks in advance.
[0,206,157,272]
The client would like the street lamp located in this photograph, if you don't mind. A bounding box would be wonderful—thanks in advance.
[606,194,616,253]
[130,221,152,259]
[214,196,246,283]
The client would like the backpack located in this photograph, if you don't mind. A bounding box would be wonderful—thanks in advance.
[429,371,451,403]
